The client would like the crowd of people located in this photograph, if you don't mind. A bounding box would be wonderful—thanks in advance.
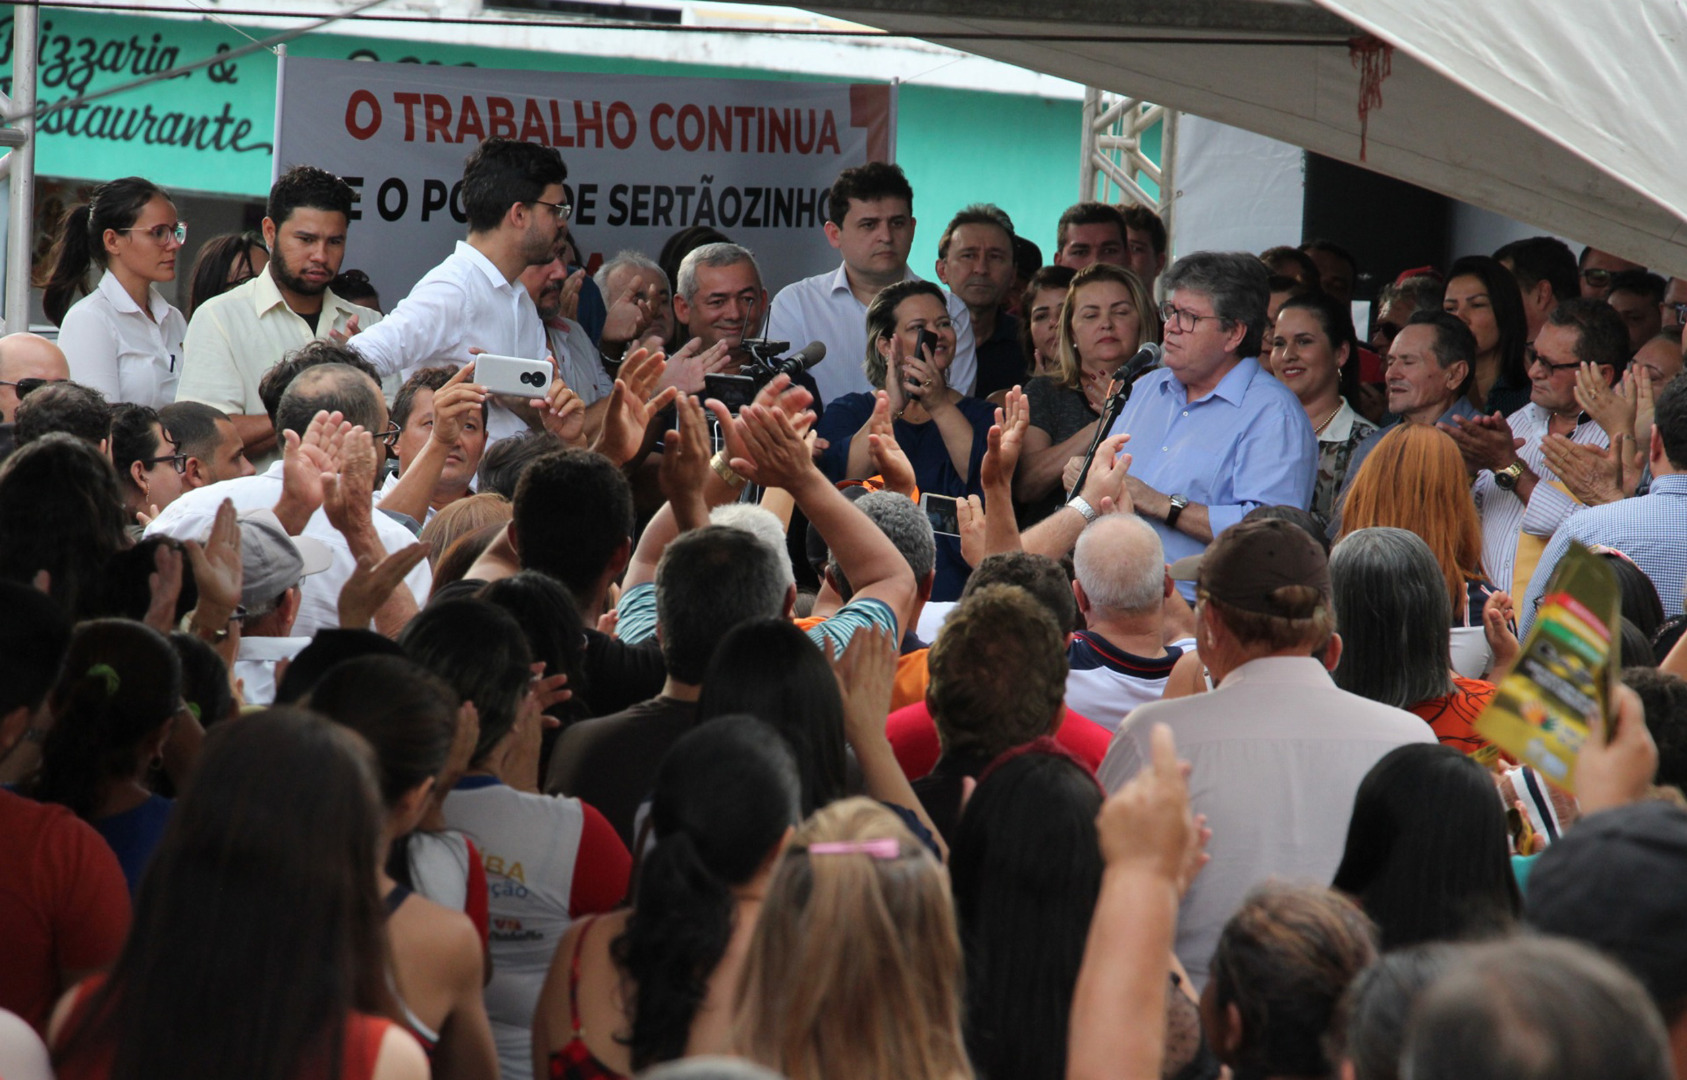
[4,133,1687,1080]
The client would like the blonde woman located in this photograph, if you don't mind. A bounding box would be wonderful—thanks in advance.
[1015,263,1161,517]
[733,798,971,1080]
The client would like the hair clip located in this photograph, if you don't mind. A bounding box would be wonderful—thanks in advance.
[86,663,121,697]
[807,838,902,859]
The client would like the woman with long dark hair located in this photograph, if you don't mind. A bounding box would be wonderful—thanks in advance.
[1444,256,1531,417]
[24,620,183,894]
[696,619,848,816]
[951,743,1215,1080]
[0,434,131,620]
[307,656,498,1080]
[534,716,801,1079]
[47,708,428,1080]
[44,177,188,408]
[184,231,268,320]
[1268,292,1376,527]
[1331,743,1520,951]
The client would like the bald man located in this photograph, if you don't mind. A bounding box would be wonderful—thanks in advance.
[0,334,70,423]
[1064,513,1193,733]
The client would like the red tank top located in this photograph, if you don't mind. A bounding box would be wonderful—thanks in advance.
[549,916,629,1080]
[53,975,394,1080]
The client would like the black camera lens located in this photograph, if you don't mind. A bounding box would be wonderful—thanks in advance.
[521,371,538,386]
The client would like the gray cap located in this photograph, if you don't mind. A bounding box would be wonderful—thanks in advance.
[237,508,332,610]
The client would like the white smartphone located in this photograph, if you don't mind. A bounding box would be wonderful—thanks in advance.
[920,493,961,538]
[475,354,553,397]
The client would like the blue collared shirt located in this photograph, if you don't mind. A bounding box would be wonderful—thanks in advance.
[1104,357,1317,594]
[1518,473,1687,636]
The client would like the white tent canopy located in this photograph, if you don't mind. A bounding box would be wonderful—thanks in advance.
[791,0,1687,275]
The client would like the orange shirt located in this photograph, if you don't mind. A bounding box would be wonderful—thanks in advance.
[1409,676,1497,756]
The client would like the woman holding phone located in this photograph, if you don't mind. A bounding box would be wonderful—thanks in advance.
[814,280,997,600]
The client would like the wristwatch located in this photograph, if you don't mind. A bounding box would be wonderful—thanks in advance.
[1067,495,1100,523]
[1492,462,1525,491]
[1165,493,1190,529]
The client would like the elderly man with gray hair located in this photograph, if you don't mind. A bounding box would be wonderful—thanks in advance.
[1064,513,1192,732]
[673,241,824,409]
[1102,251,1317,598]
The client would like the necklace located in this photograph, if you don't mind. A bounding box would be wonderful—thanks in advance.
[1311,402,1343,435]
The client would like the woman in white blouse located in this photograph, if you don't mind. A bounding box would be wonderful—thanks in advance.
[43,177,189,408]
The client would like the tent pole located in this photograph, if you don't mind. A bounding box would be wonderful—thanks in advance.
[3,2,37,334]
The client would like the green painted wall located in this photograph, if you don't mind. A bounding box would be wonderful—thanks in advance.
[3,6,1080,276]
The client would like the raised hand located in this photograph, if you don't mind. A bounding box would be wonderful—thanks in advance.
[184,498,243,625]
[982,385,1029,490]
[533,367,588,448]
[143,542,184,634]
[557,269,584,323]
[321,427,379,540]
[1482,589,1519,679]
[1574,361,1633,443]
[729,403,817,491]
[430,362,489,449]
[591,347,679,466]
[659,337,734,395]
[328,314,362,345]
[338,542,430,630]
[659,395,713,528]
[957,494,987,568]
[866,391,916,496]
[1540,434,1624,506]
[275,409,349,533]
[832,625,898,752]
[601,273,655,345]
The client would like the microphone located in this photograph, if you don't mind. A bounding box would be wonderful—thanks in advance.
[1110,342,1162,386]
[788,340,826,371]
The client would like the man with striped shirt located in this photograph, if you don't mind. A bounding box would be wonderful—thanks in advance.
[1064,514,1192,732]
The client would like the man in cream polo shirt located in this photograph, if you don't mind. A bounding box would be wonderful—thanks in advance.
[178,165,381,465]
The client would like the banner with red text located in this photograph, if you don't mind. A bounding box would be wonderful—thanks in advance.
[273,55,895,304]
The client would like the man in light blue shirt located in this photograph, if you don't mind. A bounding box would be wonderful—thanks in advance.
[766,162,975,406]
[1520,372,1687,634]
[1103,251,1317,598]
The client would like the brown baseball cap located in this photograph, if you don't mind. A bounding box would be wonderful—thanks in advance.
[1197,517,1332,616]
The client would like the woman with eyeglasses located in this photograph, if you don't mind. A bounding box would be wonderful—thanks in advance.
[109,404,186,526]
[43,176,189,409]
[1442,256,1531,418]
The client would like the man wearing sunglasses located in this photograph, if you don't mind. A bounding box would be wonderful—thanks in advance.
[0,333,71,427]
[1100,250,1317,599]
[1445,299,1622,597]
[1578,246,1645,301]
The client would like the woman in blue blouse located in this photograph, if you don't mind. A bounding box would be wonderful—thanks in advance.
[815,280,996,600]
[23,620,185,894]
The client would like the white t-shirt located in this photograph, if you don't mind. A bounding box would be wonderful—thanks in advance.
[443,776,586,1080]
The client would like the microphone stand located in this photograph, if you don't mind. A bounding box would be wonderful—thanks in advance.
[1068,367,1147,500]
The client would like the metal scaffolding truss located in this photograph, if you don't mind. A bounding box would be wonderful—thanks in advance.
[1077,87,1176,250]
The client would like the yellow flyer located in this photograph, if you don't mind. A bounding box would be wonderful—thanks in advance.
[1474,542,1620,793]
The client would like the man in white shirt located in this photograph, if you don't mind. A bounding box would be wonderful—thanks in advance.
[1065,514,1190,733]
[766,162,975,406]
[178,166,383,463]
[349,137,569,445]
[1446,299,1621,595]
[1098,518,1435,987]
[146,362,431,638]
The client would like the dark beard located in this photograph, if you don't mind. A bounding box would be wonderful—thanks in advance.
[271,252,328,297]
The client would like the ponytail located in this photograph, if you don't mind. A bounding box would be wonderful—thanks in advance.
[42,203,95,327]
[612,829,737,1070]
[40,176,170,326]
[25,620,182,821]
